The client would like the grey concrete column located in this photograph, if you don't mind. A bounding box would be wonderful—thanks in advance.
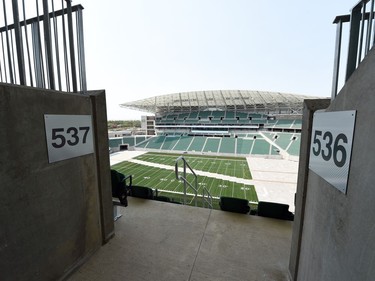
[90,90,115,243]
[288,99,330,280]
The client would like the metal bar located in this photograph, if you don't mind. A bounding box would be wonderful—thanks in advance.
[331,20,343,100]
[2,0,14,83]
[43,0,55,90]
[32,22,43,88]
[36,0,46,88]
[61,0,70,91]
[32,23,37,84]
[35,21,45,88]
[333,14,351,24]
[365,0,374,53]
[357,2,366,66]
[183,161,187,205]
[0,5,84,32]
[66,0,77,92]
[193,169,197,207]
[0,34,3,82]
[175,156,200,207]
[76,11,82,91]
[12,0,26,85]
[22,0,34,86]
[1,32,6,82]
[10,31,17,84]
[77,8,87,92]
[346,6,362,81]
[51,0,62,91]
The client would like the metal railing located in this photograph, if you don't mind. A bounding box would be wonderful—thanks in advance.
[175,156,213,209]
[0,0,86,93]
[332,0,375,99]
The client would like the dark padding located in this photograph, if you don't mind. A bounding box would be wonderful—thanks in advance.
[154,196,171,202]
[130,186,154,199]
[257,201,294,221]
[219,196,250,214]
[111,169,130,206]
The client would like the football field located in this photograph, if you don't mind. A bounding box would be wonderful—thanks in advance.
[111,152,257,208]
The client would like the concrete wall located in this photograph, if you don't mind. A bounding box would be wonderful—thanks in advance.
[0,84,114,281]
[290,48,375,280]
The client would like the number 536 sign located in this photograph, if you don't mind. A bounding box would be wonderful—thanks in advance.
[44,115,94,163]
[309,110,356,194]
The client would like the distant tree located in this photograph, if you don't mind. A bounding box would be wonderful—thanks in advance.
[107,120,141,130]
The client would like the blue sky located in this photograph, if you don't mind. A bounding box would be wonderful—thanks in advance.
[79,0,356,120]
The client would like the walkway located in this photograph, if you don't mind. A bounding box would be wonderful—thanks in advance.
[68,197,292,281]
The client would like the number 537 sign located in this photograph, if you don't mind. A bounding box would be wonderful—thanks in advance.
[44,115,94,163]
[309,110,356,194]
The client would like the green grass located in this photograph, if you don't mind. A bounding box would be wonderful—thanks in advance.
[134,152,252,179]
[111,152,258,209]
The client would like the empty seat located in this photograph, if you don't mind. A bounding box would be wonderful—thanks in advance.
[256,201,294,221]
[219,196,250,214]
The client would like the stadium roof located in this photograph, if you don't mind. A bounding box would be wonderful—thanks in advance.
[120,90,318,115]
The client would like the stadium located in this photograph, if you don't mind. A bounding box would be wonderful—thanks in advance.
[3,1,375,280]
[112,90,315,158]
[108,90,317,210]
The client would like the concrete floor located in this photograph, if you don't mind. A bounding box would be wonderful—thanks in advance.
[68,197,292,281]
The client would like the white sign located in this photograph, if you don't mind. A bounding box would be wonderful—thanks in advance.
[309,110,356,194]
[44,115,94,163]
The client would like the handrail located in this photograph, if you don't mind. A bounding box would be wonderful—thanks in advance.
[202,187,213,209]
[175,156,198,206]
[175,156,213,208]
[0,2,86,93]
[332,0,375,99]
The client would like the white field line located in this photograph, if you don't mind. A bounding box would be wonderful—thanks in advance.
[127,159,294,186]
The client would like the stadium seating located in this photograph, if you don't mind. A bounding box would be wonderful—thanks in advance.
[219,196,250,214]
[251,139,271,155]
[222,119,237,124]
[173,136,194,151]
[273,119,295,128]
[109,138,122,149]
[255,201,294,221]
[161,136,180,150]
[274,133,294,150]
[236,138,253,155]
[238,119,250,124]
[185,119,199,124]
[189,111,198,118]
[219,137,236,154]
[287,135,301,156]
[188,136,206,152]
[202,138,220,153]
[225,111,235,118]
[211,111,225,118]
[236,112,248,119]
[198,111,211,118]
[178,112,190,119]
[145,136,166,149]
[122,137,135,146]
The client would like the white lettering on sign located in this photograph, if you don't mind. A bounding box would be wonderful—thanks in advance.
[309,110,356,194]
[44,115,94,163]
